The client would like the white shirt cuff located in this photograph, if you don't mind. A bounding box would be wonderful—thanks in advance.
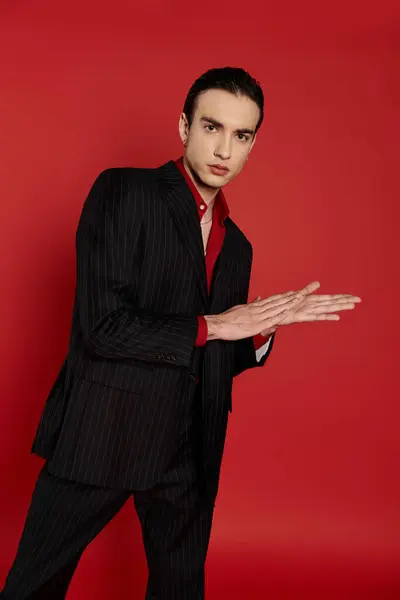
[255,335,272,362]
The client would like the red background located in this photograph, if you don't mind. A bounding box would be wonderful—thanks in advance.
[0,1,399,598]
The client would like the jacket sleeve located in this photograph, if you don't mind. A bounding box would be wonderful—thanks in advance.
[76,168,199,368]
[232,245,276,377]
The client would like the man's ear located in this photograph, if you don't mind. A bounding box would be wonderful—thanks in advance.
[178,112,189,146]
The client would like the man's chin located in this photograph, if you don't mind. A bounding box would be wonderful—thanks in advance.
[205,179,224,190]
[201,170,228,188]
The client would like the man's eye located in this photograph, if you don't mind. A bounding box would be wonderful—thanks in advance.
[206,125,216,131]
[237,134,249,142]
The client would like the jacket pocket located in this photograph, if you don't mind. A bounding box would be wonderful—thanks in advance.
[76,356,155,395]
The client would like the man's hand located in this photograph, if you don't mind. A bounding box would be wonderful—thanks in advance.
[258,281,361,335]
[204,282,311,341]
[204,281,362,342]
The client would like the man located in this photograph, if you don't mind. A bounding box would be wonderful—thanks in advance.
[0,66,361,599]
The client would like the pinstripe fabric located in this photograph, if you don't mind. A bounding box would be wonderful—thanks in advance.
[0,461,129,599]
[30,159,275,494]
[1,384,215,599]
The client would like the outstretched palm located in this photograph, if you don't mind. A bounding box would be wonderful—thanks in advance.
[279,291,359,325]
[259,281,361,335]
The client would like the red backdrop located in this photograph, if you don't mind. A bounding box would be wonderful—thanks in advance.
[0,1,399,598]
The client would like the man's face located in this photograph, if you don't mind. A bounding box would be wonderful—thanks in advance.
[179,88,260,188]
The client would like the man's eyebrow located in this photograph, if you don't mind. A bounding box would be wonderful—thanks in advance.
[200,116,255,136]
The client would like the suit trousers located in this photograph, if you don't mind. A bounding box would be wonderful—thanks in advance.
[0,383,216,600]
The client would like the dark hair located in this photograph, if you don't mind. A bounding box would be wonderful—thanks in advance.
[183,66,264,134]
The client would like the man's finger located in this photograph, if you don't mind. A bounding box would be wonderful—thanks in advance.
[297,313,341,322]
[262,282,320,304]
[260,290,295,302]
[255,294,303,313]
[254,296,300,321]
[306,297,361,307]
[259,307,292,328]
[307,294,361,302]
[255,290,298,306]
[298,281,320,295]
[257,296,301,320]
[305,302,355,314]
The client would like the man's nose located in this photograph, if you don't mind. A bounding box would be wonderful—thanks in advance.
[214,137,232,159]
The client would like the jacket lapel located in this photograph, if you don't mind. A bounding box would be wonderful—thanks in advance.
[209,219,237,297]
[156,159,241,311]
[157,160,208,307]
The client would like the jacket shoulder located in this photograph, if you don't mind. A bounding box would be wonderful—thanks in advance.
[85,167,159,210]
[79,167,158,228]
[93,166,158,188]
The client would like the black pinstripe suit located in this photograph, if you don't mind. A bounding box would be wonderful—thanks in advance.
[1,159,275,599]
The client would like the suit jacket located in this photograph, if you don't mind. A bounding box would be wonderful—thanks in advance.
[31,159,275,494]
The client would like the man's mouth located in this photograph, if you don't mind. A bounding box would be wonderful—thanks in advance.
[208,164,229,175]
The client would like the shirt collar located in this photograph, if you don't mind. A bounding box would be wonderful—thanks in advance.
[174,156,230,224]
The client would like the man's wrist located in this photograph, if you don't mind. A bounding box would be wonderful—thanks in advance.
[204,315,222,341]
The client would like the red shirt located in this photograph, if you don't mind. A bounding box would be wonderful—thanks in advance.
[174,157,269,351]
